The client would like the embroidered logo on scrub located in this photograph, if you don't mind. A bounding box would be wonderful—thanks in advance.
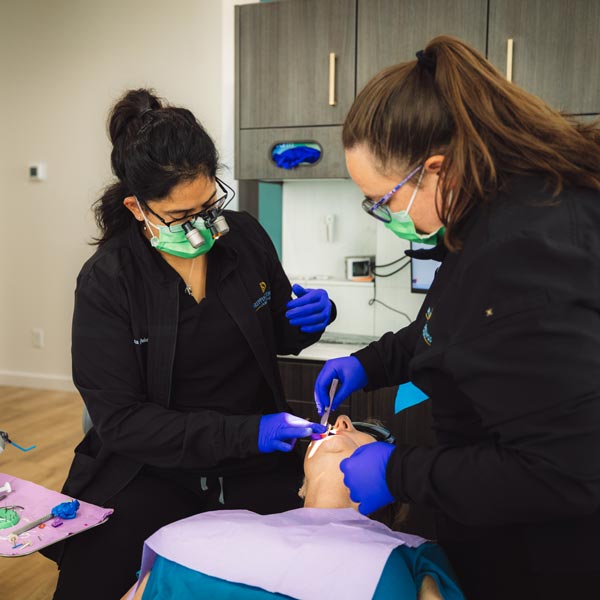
[253,281,271,311]
[133,337,149,345]
[422,307,433,346]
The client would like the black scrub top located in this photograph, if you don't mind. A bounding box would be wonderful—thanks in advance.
[171,254,276,416]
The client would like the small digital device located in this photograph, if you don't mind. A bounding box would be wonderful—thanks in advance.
[410,242,441,293]
[345,256,374,282]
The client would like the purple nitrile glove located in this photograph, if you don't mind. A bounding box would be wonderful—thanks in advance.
[313,356,368,415]
[340,442,395,515]
[285,284,332,333]
[258,413,326,453]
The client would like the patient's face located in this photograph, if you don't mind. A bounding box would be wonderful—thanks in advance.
[303,415,376,484]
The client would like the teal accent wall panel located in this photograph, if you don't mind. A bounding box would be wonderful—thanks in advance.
[258,182,283,259]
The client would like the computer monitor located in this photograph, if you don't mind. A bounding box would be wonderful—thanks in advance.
[410,242,441,293]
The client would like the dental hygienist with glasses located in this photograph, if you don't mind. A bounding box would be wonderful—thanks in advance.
[314,37,600,599]
[43,89,334,600]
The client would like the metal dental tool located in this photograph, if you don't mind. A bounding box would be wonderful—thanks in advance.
[319,378,339,428]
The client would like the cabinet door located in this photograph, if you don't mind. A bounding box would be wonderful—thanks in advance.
[356,0,488,90]
[488,0,600,114]
[236,126,348,180]
[237,0,356,129]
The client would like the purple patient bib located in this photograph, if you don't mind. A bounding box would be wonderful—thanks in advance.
[133,508,427,600]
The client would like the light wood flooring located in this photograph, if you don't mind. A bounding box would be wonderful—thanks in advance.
[0,386,83,600]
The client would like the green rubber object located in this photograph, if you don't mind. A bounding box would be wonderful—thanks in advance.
[0,507,20,529]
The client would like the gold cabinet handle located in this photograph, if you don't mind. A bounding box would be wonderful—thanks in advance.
[329,52,337,106]
[506,38,514,82]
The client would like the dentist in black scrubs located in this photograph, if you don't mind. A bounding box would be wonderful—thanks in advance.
[45,88,334,599]
[314,36,600,599]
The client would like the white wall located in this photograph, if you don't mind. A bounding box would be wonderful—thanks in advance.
[281,180,426,339]
[0,0,242,390]
[0,0,423,391]
[282,180,376,280]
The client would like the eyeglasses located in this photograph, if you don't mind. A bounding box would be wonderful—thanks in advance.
[352,422,396,444]
[142,177,235,232]
[361,165,423,223]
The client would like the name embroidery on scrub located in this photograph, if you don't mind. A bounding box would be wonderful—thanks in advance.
[422,307,433,346]
[133,337,149,345]
[253,281,271,311]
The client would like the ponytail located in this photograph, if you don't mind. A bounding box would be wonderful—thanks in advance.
[344,35,600,250]
[92,181,133,246]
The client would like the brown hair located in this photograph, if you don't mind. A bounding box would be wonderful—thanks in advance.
[343,35,600,250]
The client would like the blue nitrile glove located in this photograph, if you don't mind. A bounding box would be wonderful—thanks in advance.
[340,442,395,515]
[258,413,327,453]
[273,146,321,169]
[286,284,332,333]
[313,356,368,415]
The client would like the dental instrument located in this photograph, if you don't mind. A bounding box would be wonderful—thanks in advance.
[320,378,339,428]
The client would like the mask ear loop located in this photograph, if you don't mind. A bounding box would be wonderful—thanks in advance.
[405,165,426,214]
[135,197,160,246]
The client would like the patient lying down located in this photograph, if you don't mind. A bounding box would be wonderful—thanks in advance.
[123,416,464,600]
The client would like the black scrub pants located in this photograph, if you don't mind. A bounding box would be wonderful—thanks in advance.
[51,454,303,600]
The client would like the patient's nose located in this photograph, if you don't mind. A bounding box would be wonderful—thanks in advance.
[334,415,354,431]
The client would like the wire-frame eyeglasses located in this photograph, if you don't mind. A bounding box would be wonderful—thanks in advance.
[141,177,235,231]
[361,165,423,223]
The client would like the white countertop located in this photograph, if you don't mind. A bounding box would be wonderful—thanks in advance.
[279,334,376,363]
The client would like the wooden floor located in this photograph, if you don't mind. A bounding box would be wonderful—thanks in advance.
[0,386,83,600]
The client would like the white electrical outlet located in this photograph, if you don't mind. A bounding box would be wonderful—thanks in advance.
[32,328,44,348]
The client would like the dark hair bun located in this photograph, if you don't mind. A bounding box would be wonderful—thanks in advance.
[108,89,162,179]
[109,89,162,144]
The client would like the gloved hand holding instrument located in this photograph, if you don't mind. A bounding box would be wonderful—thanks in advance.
[258,413,326,453]
[313,356,368,415]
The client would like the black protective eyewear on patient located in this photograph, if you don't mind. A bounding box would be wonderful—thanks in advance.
[141,177,234,231]
[352,422,396,444]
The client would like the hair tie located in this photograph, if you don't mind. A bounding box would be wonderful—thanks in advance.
[139,107,153,118]
[416,50,436,73]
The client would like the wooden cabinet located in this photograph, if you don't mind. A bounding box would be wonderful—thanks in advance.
[237,0,356,129]
[236,0,599,180]
[487,0,600,114]
[235,0,355,180]
[356,0,488,90]
[236,0,488,180]
[237,126,347,180]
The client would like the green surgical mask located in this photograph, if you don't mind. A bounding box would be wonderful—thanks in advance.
[384,167,444,245]
[138,200,215,258]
